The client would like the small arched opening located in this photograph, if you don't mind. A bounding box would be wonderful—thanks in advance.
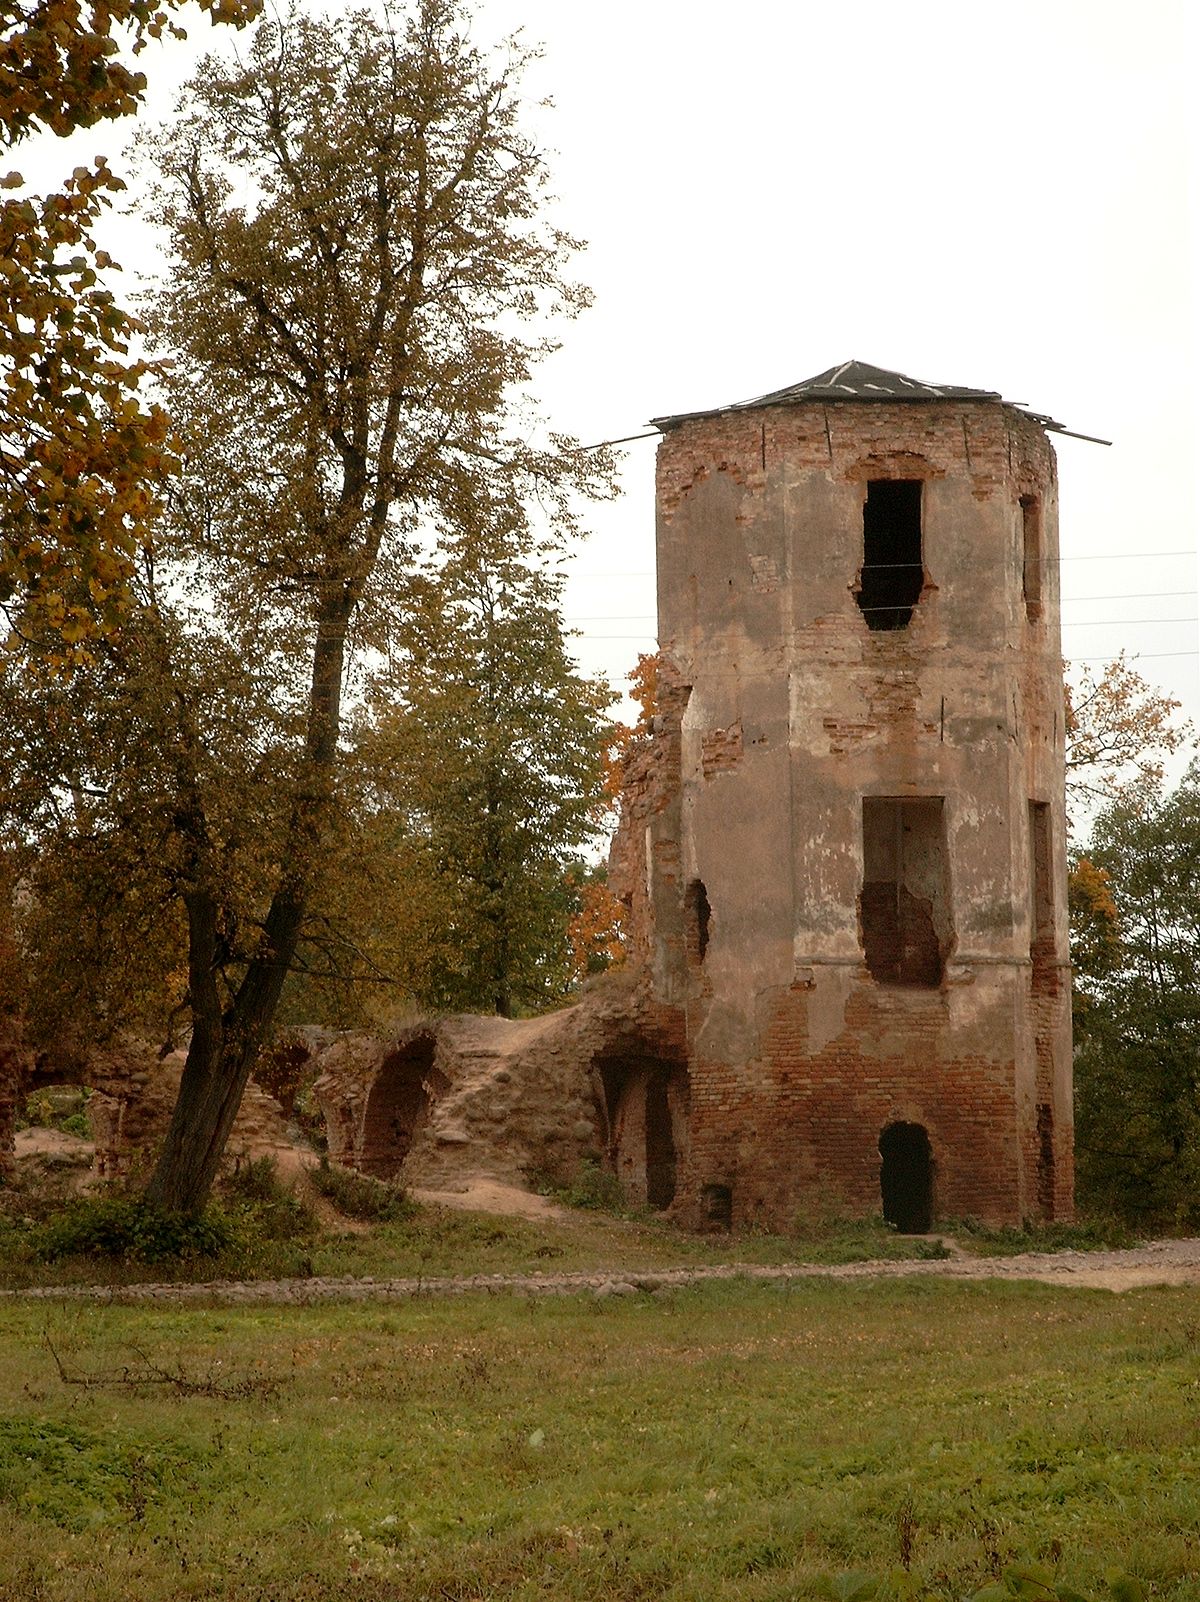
[879,1121,933,1234]
[686,878,711,966]
[359,1037,440,1179]
[596,1049,688,1211]
[700,1182,733,1232]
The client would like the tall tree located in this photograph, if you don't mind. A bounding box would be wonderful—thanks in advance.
[1065,652,1191,812]
[2,1,611,1213]
[0,1,259,659]
[352,519,614,1016]
[1072,764,1200,1224]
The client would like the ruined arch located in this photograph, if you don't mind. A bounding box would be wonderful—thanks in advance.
[359,1036,443,1179]
[595,1044,689,1211]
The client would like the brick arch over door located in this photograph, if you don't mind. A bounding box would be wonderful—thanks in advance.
[595,1048,689,1211]
[359,1037,442,1179]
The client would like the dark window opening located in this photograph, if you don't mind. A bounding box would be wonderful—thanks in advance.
[687,878,711,965]
[1022,495,1043,621]
[645,1071,677,1209]
[879,1121,933,1233]
[1036,1102,1055,1219]
[701,1182,733,1231]
[1029,801,1054,964]
[861,797,950,986]
[857,479,924,631]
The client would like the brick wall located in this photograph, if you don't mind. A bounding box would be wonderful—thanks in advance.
[610,391,1073,1231]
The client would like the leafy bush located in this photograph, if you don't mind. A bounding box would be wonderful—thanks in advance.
[32,1197,233,1263]
[220,1156,316,1241]
[558,1159,627,1212]
[17,1086,92,1138]
[950,1216,1137,1256]
[309,1158,413,1222]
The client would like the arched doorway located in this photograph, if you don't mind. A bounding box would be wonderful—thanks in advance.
[595,1051,688,1211]
[360,1037,438,1178]
[879,1122,933,1233]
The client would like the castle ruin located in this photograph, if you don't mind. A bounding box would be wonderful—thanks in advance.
[606,360,1073,1230]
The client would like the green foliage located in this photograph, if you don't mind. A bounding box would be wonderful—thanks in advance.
[219,1157,315,1242]
[308,1160,413,1224]
[31,1196,232,1262]
[27,1162,314,1265]
[537,1157,629,1213]
[17,1085,91,1137]
[2,1,615,1215]
[342,524,615,1019]
[1072,762,1200,1225]
[947,1218,1137,1256]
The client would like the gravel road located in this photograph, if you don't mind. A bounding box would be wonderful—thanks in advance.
[6,1237,1200,1304]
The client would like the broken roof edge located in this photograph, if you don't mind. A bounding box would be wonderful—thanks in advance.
[647,359,1109,444]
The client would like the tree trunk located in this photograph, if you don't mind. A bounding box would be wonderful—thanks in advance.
[0,1019,28,1181]
[143,902,301,1213]
[145,591,352,1215]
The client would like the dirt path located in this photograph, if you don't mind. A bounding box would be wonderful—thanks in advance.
[6,1237,1200,1305]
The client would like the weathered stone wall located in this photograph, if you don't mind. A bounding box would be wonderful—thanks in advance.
[633,395,1072,1229]
[310,976,689,1199]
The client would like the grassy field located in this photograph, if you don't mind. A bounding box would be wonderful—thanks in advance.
[1,1274,1197,1601]
[0,1192,954,1289]
[0,1150,1134,1291]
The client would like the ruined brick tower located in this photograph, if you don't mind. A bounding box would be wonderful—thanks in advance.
[610,360,1073,1231]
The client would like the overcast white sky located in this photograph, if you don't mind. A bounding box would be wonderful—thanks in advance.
[16,0,1199,749]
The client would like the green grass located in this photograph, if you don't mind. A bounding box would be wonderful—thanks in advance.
[944,1218,1138,1257]
[0,1277,1197,1600]
[0,1183,960,1291]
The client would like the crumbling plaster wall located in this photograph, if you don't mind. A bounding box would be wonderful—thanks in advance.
[644,399,1072,1229]
[311,977,689,1197]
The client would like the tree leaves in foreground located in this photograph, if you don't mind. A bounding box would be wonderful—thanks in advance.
[1064,653,1190,811]
[1072,763,1200,1225]
[2,1,613,1213]
[0,0,259,660]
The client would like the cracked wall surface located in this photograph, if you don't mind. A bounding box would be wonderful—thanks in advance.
[620,393,1073,1230]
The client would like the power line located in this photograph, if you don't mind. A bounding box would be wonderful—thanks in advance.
[570,550,1197,581]
[1062,590,1198,603]
[1060,617,1197,628]
[570,603,1199,624]
[574,626,1199,639]
[1058,548,1195,563]
[1070,651,1197,663]
[570,628,1199,657]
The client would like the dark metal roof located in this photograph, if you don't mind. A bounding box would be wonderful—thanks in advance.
[648,359,1105,442]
